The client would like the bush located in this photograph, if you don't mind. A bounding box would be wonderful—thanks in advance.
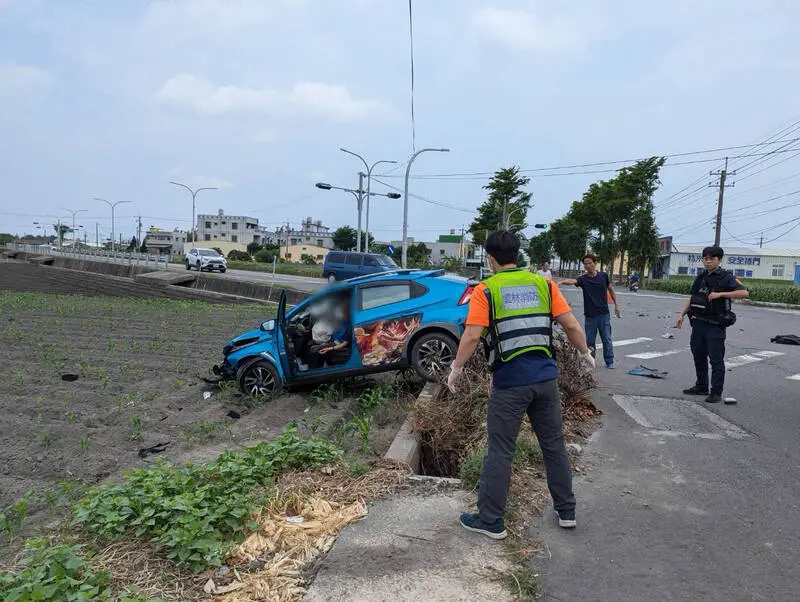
[644,278,800,305]
[300,253,318,265]
[254,249,276,263]
[0,539,113,601]
[227,249,252,262]
[246,241,263,256]
[73,427,343,572]
[458,451,484,491]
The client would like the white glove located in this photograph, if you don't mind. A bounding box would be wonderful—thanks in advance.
[446,364,463,392]
[580,351,596,370]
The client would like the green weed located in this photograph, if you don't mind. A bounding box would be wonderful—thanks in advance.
[0,491,32,543]
[11,370,24,386]
[182,420,218,442]
[458,451,484,491]
[355,383,394,415]
[514,434,544,467]
[40,431,53,448]
[73,426,343,572]
[312,382,343,406]
[66,410,78,424]
[349,416,373,454]
[128,415,143,441]
[79,436,90,455]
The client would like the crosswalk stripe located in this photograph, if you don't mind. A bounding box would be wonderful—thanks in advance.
[725,350,785,369]
[786,374,800,381]
[626,349,683,360]
[598,337,652,348]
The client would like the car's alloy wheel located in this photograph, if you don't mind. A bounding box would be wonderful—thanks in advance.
[411,332,457,381]
[328,273,336,283]
[196,260,202,271]
[239,361,279,399]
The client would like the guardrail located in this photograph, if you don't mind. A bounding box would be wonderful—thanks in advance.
[7,244,171,270]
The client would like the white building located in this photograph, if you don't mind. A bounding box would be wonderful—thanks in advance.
[262,217,335,250]
[668,245,800,282]
[144,228,186,256]
[196,210,262,247]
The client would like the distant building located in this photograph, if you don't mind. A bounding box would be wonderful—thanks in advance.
[667,245,800,282]
[387,230,474,265]
[263,217,335,251]
[196,209,262,249]
[144,228,186,256]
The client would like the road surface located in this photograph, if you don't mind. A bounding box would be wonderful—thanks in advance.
[536,286,800,601]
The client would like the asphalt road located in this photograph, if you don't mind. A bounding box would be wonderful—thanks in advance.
[536,286,800,601]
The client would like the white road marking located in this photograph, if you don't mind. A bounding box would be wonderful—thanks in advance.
[725,350,785,369]
[787,374,800,381]
[626,349,684,360]
[597,337,652,348]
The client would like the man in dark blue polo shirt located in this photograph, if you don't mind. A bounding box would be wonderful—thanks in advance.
[559,254,620,368]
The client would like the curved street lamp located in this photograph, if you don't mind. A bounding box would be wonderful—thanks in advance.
[402,147,450,268]
[94,198,131,251]
[170,181,217,244]
[340,148,397,251]
[60,207,87,249]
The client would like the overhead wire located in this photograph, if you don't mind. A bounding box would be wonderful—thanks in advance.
[370,177,475,214]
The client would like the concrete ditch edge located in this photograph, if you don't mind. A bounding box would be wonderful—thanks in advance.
[384,381,439,474]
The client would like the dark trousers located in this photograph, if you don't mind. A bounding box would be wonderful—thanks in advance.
[307,344,350,369]
[478,379,575,524]
[690,319,727,394]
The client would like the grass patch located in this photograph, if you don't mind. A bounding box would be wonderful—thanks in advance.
[458,451,484,491]
[644,277,799,305]
[73,426,342,572]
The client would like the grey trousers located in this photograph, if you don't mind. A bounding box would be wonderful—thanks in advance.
[478,378,576,524]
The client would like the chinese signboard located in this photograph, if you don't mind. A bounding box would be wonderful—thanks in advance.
[686,254,761,266]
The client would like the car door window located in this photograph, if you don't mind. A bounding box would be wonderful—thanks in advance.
[346,255,362,266]
[360,284,411,310]
[363,256,379,267]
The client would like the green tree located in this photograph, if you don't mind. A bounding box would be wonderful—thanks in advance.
[469,166,532,246]
[0,233,13,246]
[527,230,554,266]
[300,253,318,265]
[332,226,357,251]
[254,249,276,263]
[53,224,69,246]
[139,239,148,253]
[227,249,252,262]
[406,242,431,268]
[127,237,138,252]
[246,241,263,255]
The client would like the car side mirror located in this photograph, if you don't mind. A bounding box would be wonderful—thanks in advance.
[260,319,275,332]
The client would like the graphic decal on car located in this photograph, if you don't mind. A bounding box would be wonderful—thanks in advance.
[354,314,422,366]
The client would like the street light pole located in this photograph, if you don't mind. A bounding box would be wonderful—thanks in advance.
[60,208,87,249]
[340,148,398,252]
[94,198,131,251]
[315,181,401,251]
[169,181,217,244]
[402,147,450,268]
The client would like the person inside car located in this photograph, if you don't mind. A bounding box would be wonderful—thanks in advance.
[307,297,351,369]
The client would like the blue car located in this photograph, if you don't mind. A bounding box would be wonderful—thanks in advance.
[322,251,397,283]
[213,269,476,399]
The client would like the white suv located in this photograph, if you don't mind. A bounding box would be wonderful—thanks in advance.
[186,248,227,272]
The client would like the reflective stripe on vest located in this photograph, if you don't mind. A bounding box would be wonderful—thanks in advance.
[481,269,553,369]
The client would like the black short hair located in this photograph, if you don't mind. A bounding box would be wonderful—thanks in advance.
[582,253,598,264]
[702,246,724,259]
[485,230,520,265]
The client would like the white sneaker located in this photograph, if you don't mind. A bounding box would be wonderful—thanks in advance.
[297,361,309,372]
[555,509,577,529]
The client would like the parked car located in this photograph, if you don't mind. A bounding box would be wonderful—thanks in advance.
[212,269,476,399]
[322,251,397,283]
[186,248,227,272]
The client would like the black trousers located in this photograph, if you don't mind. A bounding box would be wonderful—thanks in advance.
[307,344,350,369]
[690,319,726,394]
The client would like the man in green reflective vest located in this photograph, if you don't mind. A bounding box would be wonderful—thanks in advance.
[448,230,595,539]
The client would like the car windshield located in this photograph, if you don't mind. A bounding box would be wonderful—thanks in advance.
[377,256,397,267]
[199,250,219,257]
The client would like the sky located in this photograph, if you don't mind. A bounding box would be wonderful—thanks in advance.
[2,0,800,248]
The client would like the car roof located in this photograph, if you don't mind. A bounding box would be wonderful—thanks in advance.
[192,247,219,252]
[325,251,387,258]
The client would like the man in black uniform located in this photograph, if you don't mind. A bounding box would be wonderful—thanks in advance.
[675,246,749,403]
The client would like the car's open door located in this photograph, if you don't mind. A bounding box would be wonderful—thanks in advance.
[275,290,295,377]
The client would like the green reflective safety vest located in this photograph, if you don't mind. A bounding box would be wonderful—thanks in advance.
[481,268,553,370]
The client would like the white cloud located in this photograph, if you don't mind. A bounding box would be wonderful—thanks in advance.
[471,6,603,52]
[166,167,234,190]
[0,63,53,98]
[155,74,389,122]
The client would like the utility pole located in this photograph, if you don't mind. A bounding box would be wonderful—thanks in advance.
[356,172,365,253]
[710,157,736,246]
[285,221,290,260]
[137,216,143,250]
[759,233,764,248]
[95,223,99,248]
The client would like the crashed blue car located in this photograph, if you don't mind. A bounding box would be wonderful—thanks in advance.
[212,269,476,399]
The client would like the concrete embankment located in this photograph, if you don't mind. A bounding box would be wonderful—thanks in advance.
[1,250,310,304]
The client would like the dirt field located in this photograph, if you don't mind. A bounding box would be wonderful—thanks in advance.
[0,292,343,521]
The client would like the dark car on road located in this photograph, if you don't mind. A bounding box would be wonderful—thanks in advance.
[322,251,397,283]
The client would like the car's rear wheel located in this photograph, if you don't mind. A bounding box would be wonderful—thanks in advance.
[185,261,191,270]
[410,331,458,381]
[196,260,202,271]
[237,359,281,400]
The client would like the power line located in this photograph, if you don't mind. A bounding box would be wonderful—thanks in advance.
[371,177,475,214]
[373,138,800,180]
